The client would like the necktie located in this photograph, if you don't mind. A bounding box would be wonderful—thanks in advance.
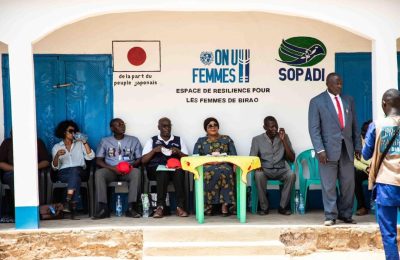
[335,96,344,129]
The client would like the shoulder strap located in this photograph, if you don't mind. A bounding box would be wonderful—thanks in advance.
[375,126,400,175]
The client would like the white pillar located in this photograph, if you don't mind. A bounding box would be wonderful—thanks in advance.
[371,37,399,120]
[8,40,39,229]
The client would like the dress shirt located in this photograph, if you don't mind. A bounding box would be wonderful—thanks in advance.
[142,134,189,155]
[52,140,94,170]
[327,90,346,126]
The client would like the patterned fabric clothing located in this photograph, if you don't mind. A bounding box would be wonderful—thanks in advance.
[193,135,237,205]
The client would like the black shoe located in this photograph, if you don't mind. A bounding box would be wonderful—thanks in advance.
[338,216,357,224]
[126,208,141,218]
[258,209,269,215]
[221,210,231,217]
[92,208,108,220]
[62,201,71,213]
[278,207,291,216]
[70,201,80,220]
[0,216,14,223]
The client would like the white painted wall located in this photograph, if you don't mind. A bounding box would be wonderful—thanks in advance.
[1,8,399,155]
[33,12,371,155]
[1,0,400,45]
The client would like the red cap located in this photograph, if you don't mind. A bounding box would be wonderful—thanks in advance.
[166,158,182,169]
[117,161,132,174]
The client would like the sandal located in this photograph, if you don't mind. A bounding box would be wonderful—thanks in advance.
[229,205,237,215]
[205,205,213,216]
[221,203,230,217]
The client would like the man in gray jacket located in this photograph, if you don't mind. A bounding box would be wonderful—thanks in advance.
[250,116,296,215]
[308,72,361,226]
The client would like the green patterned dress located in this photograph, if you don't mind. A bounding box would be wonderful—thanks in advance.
[193,135,237,205]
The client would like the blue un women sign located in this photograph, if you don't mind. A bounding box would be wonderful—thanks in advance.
[193,49,250,84]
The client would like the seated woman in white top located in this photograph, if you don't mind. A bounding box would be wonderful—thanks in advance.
[52,120,94,219]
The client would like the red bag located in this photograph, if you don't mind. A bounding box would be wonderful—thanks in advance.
[117,161,133,174]
[166,158,182,169]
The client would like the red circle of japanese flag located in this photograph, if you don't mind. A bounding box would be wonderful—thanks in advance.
[127,47,147,66]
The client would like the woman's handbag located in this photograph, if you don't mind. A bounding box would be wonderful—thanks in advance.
[39,203,64,220]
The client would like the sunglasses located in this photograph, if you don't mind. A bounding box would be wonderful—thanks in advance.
[207,123,219,129]
[66,129,76,134]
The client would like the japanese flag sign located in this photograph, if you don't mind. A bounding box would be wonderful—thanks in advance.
[112,41,161,72]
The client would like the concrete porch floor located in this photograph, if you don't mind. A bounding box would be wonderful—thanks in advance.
[0,210,379,230]
[0,211,390,260]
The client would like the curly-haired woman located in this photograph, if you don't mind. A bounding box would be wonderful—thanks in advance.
[52,120,94,219]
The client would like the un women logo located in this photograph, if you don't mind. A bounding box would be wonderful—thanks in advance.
[200,51,214,65]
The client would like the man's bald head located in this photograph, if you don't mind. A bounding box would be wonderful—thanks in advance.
[383,89,400,106]
[158,117,171,125]
[382,89,400,115]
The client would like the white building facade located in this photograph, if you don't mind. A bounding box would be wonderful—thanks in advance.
[0,0,399,229]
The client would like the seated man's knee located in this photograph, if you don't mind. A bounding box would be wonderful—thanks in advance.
[289,171,296,182]
[174,169,185,180]
[254,170,265,181]
[175,169,185,175]
[95,168,109,181]
[128,168,141,181]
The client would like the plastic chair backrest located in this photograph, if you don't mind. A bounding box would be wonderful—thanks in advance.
[287,161,295,171]
[296,149,319,180]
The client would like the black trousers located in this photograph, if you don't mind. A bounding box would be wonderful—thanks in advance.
[147,166,186,208]
[354,169,369,209]
[2,171,15,217]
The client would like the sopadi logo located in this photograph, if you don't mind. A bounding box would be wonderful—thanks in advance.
[277,36,326,81]
[277,37,326,67]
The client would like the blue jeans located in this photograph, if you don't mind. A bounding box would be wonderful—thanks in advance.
[58,167,84,202]
[377,203,400,260]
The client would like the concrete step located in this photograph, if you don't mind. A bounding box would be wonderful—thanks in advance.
[143,240,285,256]
[144,255,290,260]
[143,225,282,242]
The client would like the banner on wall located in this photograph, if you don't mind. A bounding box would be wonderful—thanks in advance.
[276,36,327,81]
[192,49,250,84]
[112,40,161,72]
[112,36,328,102]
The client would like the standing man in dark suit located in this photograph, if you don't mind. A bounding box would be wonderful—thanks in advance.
[308,72,361,226]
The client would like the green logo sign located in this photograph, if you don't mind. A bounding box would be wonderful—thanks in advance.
[277,36,327,67]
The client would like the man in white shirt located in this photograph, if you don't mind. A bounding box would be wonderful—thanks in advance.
[308,73,361,226]
[142,117,189,218]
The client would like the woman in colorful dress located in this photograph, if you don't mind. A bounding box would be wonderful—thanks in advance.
[193,117,237,216]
